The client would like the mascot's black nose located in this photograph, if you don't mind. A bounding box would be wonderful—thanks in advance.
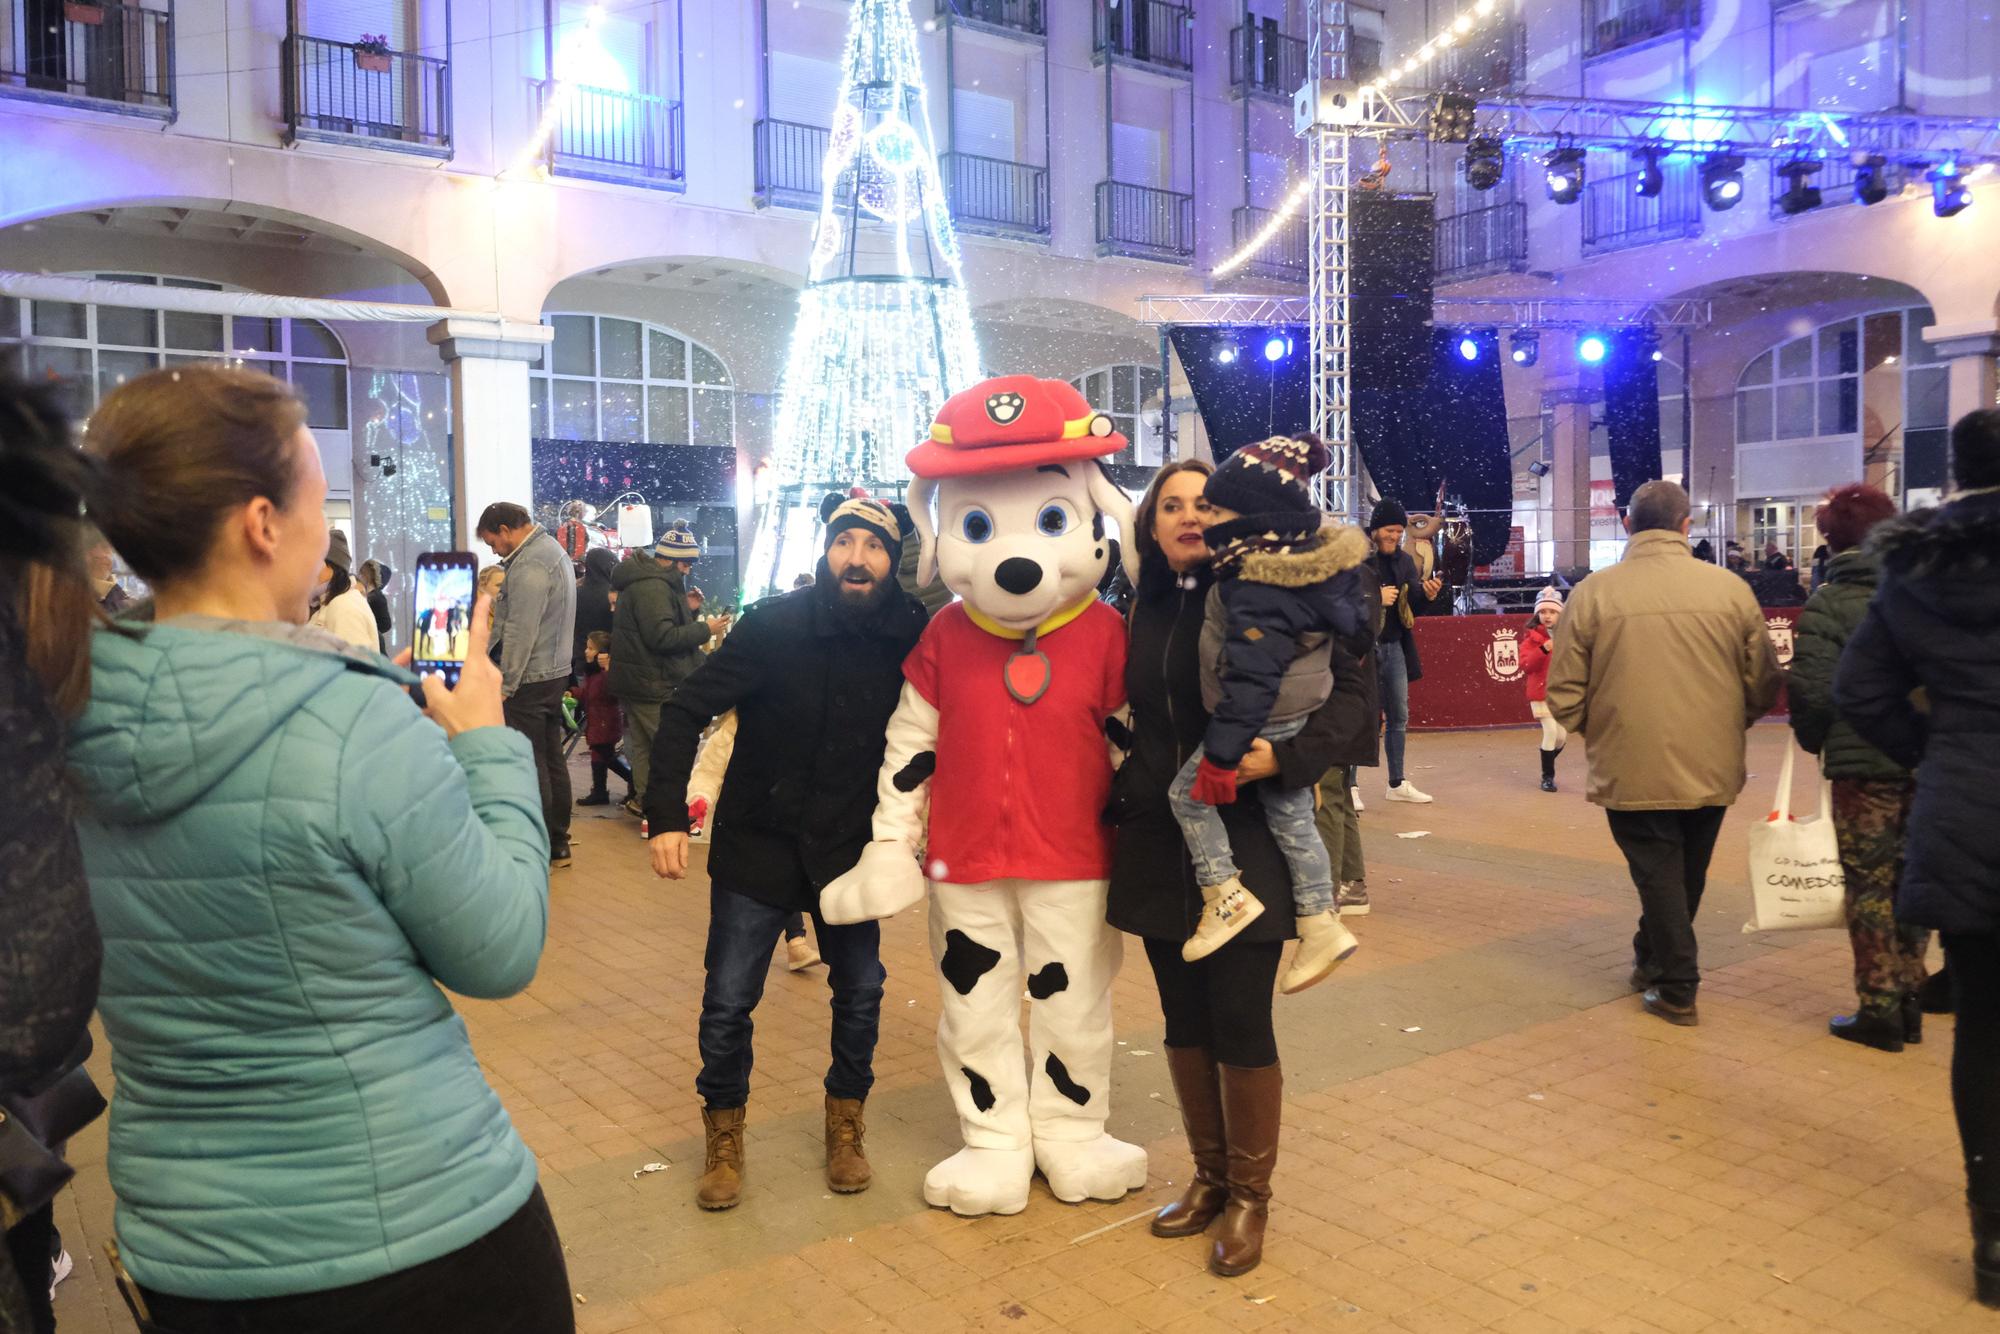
[994,557,1043,595]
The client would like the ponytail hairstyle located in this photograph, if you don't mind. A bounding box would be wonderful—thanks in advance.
[0,374,97,717]
[84,365,306,590]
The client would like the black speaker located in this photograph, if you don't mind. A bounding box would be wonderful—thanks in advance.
[1351,194,1438,505]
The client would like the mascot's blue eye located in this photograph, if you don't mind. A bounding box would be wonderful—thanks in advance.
[1037,504,1070,536]
[960,509,994,543]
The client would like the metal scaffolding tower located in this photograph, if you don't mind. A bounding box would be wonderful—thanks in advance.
[1303,1,1355,517]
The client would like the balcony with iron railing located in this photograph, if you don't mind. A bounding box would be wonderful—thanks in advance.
[1230,205,1308,283]
[1229,25,1303,101]
[283,31,450,155]
[942,152,1050,239]
[536,81,684,190]
[1096,180,1194,262]
[1093,0,1193,74]
[1435,198,1527,282]
[1584,0,1702,59]
[934,0,1044,38]
[0,0,174,118]
[1429,20,1527,96]
[1581,162,1701,256]
[754,119,829,208]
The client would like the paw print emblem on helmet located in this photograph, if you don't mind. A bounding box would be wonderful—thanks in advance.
[984,391,1026,425]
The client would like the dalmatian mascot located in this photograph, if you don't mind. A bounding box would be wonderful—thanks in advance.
[820,375,1148,1217]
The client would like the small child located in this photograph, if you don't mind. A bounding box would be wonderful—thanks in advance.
[1522,586,1566,792]
[573,631,633,806]
[1167,434,1374,994]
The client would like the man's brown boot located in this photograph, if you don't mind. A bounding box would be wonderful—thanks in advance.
[697,1105,746,1210]
[1210,1062,1283,1277]
[1153,1047,1227,1237]
[825,1096,871,1193]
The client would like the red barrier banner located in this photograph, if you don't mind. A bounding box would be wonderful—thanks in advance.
[1406,608,1801,731]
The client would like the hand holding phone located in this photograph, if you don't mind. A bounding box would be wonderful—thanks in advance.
[418,594,506,739]
[411,551,477,687]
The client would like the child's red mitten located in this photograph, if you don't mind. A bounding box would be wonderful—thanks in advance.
[1190,757,1239,806]
[687,796,709,835]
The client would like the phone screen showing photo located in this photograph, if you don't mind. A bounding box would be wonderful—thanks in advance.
[411,554,476,686]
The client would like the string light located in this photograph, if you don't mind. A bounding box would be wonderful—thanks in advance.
[502,4,606,178]
[1213,178,1313,278]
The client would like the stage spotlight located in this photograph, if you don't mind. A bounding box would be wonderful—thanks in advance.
[1457,335,1480,362]
[1509,331,1540,367]
[1929,162,1974,217]
[1215,344,1238,365]
[1263,335,1290,363]
[1528,458,1551,478]
[1575,334,1608,365]
[1464,136,1506,191]
[1544,147,1585,204]
[1700,150,1746,211]
[1632,147,1664,199]
[1852,154,1891,205]
[1431,92,1479,144]
[1776,157,1823,214]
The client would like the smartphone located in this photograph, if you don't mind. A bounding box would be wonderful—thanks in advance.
[411,551,478,688]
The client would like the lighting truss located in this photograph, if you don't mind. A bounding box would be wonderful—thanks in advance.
[1138,294,1710,334]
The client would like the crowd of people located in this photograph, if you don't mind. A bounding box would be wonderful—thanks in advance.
[3,358,1997,1328]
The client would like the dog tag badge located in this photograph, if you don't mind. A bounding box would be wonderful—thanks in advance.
[1004,627,1051,705]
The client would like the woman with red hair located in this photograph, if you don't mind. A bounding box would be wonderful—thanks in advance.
[1789,483,1936,1052]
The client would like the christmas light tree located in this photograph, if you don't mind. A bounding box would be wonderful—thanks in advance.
[748,0,981,595]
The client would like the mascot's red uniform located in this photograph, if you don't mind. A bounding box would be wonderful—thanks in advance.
[822,376,1148,1217]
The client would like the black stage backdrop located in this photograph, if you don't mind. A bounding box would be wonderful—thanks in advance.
[1602,330,1664,515]
[1166,324,1312,458]
[1421,328,1514,565]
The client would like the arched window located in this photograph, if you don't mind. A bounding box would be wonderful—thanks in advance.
[0,274,348,428]
[1069,362,1166,466]
[530,313,734,446]
[1733,304,1949,557]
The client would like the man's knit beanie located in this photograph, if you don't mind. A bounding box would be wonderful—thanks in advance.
[654,524,701,561]
[1202,434,1329,541]
[1366,498,1410,533]
[818,492,909,568]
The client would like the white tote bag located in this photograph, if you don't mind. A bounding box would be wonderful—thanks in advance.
[1743,747,1847,932]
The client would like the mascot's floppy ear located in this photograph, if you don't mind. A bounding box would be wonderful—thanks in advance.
[818,492,847,525]
[1086,462,1140,585]
[909,477,940,587]
[887,502,913,544]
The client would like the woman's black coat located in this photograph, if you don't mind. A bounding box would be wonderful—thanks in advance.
[1106,558,1349,943]
[572,547,619,674]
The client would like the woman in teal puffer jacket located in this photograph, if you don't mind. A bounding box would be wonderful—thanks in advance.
[61,367,572,1332]
[1788,483,1932,1055]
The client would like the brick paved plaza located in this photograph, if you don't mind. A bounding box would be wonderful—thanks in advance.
[46,725,1995,1333]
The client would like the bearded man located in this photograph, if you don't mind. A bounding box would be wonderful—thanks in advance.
[646,497,928,1211]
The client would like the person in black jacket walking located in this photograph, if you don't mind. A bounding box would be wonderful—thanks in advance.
[1365,499,1437,803]
[1836,409,2000,1310]
[646,497,926,1214]
[1106,460,1347,1281]
[1314,560,1383,917]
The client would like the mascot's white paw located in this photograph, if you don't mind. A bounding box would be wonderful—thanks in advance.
[819,841,926,925]
[1034,1134,1150,1204]
[923,1146,1035,1217]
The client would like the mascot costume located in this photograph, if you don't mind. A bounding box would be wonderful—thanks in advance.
[821,375,1149,1217]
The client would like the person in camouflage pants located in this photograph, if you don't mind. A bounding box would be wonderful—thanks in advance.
[1830,778,1928,1018]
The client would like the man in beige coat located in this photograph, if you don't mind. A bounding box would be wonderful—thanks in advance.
[1546,481,1783,1026]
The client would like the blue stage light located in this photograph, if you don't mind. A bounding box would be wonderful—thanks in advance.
[1263,336,1289,363]
[1457,336,1480,362]
[1576,334,1609,364]
[1216,345,1238,365]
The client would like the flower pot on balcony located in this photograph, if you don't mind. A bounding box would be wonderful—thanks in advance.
[355,49,392,73]
[64,1,105,25]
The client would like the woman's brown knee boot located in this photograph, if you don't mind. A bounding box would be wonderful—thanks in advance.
[1152,1047,1228,1237]
[1211,1061,1282,1277]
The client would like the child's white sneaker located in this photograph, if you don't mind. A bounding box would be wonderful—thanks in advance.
[1182,877,1264,962]
[1281,911,1360,994]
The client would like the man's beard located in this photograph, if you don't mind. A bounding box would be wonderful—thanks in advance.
[817,558,894,621]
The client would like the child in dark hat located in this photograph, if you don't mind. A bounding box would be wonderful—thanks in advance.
[1167,435,1374,993]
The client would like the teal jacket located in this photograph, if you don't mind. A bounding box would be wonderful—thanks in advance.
[1789,549,1910,781]
[67,618,550,1301]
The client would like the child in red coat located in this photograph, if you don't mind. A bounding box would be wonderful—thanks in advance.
[1523,586,1565,792]
[574,631,633,805]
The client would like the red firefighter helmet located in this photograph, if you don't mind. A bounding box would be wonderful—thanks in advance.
[907,375,1128,479]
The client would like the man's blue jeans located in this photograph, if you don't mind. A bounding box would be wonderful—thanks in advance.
[1167,717,1335,917]
[1377,638,1410,787]
[696,883,885,1110]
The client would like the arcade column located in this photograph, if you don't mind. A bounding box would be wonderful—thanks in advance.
[1925,322,2000,425]
[1542,379,1595,575]
[427,318,555,547]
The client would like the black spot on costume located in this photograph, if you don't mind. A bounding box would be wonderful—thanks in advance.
[940,929,1001,996]
[1027,962,1069,999]
[1044,1053,1092,1106]
[961,1067,997,1113]
[893,750,937,792]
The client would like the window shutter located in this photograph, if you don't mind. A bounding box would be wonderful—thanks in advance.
[769,52,841,128]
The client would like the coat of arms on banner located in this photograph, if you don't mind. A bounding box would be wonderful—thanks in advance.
[1766,617,1795,667]
[1484,627,1524,683]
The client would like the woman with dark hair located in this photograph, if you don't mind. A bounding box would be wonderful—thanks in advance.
[573,546,618,678]
[59,365,572,1331]
[307,528,377,651]
[1789,483,1929,1052]
[359,558,395,652]
[1107,456,1345,1279]
[1838,409,2000,1309]
[0,377,105,1334]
